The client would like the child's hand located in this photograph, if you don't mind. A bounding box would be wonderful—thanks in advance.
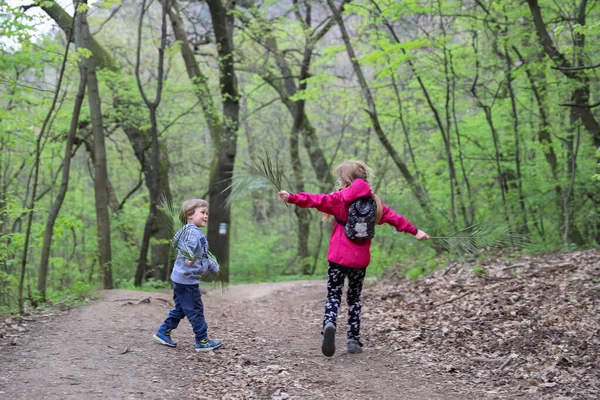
[415,230,430,240]
[186,259,195,266]
[279,190,290,202]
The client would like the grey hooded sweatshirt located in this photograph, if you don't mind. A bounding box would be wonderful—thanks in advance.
[170,224,219,285]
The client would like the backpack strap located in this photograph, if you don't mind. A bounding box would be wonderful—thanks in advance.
[336,195,374,226]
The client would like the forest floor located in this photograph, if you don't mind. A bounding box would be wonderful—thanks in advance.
[0,249,598,399]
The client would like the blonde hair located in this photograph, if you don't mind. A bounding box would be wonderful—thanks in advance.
[179,199,209,224]
[332,160,374,189]
[328,160,382,223]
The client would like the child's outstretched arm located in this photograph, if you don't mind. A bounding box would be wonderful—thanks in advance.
[279,179,372,215]
[379,202,429,240]
[279,189,341,214]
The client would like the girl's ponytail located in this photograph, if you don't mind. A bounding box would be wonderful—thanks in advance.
[372,193,383,224]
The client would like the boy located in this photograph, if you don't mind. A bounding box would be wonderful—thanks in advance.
[153,199,222,352]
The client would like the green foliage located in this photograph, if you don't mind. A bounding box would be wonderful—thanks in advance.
[47,281,97,308]
[116,278,171,292]
[554,22,600,37]
[407,267,423,280]
[165,40,182,59]
[74,47,93,61]
[1,0,599,314]
[0,2,34,49]
[230,232,296,282]
[94,0,122,9]
[76,3,90,13]
[226,150,286,206]
[472,266,485,276]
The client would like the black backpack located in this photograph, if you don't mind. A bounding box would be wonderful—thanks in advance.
[336,197,380,240]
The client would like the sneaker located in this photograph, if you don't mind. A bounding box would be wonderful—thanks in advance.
[153,328,177,347]
[347,339,363,354]
[195,339,222,352]
[321,322,336,357]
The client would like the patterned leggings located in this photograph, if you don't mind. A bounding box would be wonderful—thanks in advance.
[323,262,367,342]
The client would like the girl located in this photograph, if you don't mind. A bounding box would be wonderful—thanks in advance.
[278,160,429,357]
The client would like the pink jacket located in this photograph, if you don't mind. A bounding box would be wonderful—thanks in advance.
[287,179,418,269]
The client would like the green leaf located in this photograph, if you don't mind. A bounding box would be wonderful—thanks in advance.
[93,0,123,9]
[77,47,93,60]
[553,25,564,36]
[165,40,182,58]
[223,150,287,207]
[76,3,90,13]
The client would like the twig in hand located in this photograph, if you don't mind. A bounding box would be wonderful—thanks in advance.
[430,220,526,257]
[381,291,407,300]
[158,194,196,261]
[429,291,473,309]
[224,149,287,207]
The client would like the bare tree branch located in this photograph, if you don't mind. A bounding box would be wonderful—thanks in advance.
[552,62,600,71]
[91,4,123,35]
[560,101,600,108]
[118,173,144,212]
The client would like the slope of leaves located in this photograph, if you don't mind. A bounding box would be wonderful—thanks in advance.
[363,249,600,398]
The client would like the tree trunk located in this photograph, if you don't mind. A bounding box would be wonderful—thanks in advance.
[525,0,600,148]
[167,1,221,146]
[240,88,273,223]
[469,31,512,231]
[18,2,78,312]
[563,129,584,245]
[326,0,430,215]
[475,0,586,242]
[562,2,587,247]
[41,1,172,286]
[512,47,559,181]
[73,133,140,249]
[257,34,334,191]
[389,68,419,178]
[133,0,170,284]
[448,53,475,226]
[205,0,241,283]
[505,49,530,237]
[376,0,469,227]
[77,2,113,289]
[37,64,87,301]
[239,2,340,273]
[167,4,223,276]
[290,76,312,275]
[512,47,586,243]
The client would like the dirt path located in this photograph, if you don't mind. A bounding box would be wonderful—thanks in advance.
[0,281,510,399]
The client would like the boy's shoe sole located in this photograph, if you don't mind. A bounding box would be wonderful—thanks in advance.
[195,342,223,352]
[322,324,336,357]
[153,334,176,348]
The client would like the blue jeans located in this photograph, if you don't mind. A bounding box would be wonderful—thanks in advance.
[160,282,208,342]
